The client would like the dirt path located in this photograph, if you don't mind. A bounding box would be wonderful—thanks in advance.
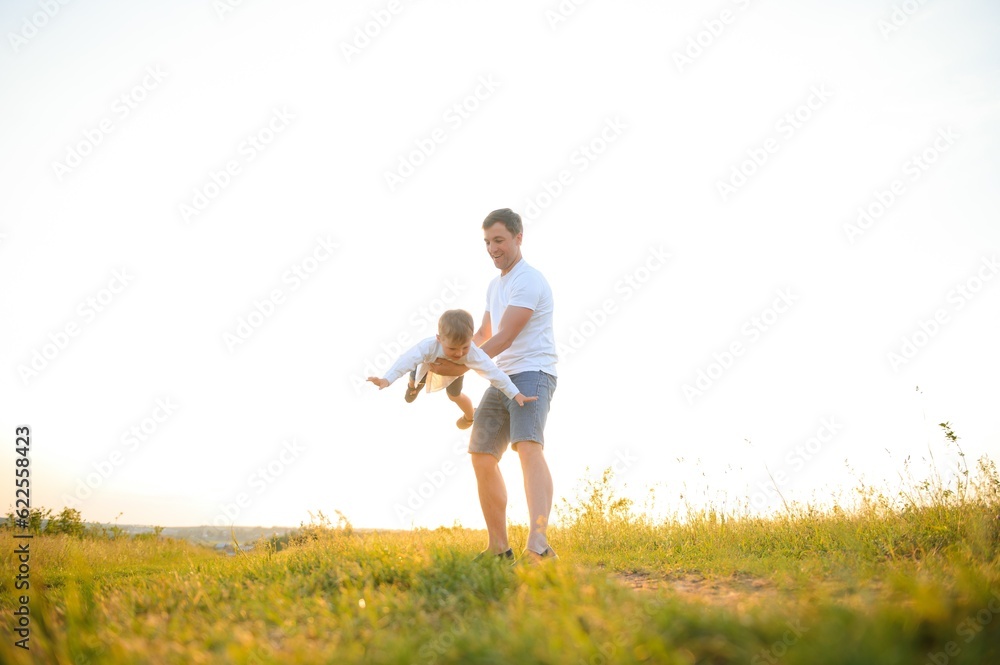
[616,571,777,606]
[616,570,890,611]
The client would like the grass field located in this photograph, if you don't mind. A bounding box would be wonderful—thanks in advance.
[3,439,1000,664]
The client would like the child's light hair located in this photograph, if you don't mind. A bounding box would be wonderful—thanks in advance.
[438,309,474,344]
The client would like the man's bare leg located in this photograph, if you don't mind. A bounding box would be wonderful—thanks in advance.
[471,452,508,553]
[516,441,553,554]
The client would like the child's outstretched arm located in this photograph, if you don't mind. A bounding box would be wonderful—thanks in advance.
[376,337,438,389]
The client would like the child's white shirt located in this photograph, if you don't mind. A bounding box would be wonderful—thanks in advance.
[382,337,520,399]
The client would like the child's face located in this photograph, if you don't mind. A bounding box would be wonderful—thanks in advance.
[437,335,471,360]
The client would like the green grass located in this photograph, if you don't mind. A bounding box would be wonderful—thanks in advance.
[3,446,1000,664]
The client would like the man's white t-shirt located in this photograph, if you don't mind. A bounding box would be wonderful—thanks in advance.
[487,258,558,377]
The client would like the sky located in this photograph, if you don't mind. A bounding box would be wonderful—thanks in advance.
[1,0,998,531]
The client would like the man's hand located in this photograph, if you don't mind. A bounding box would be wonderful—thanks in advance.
[367,377,389,389]
[426,358,470,377]
[513,393,538,407]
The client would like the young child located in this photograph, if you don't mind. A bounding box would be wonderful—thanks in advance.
[367,309,536,429]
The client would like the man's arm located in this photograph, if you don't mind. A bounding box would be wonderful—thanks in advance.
[479,306,532,359]
[472,312,492,347]
[426,358,469,377]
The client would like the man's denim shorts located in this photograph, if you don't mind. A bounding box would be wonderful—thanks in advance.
[468,370,557,460]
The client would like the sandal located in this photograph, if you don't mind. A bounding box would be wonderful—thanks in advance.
[404,381,424,403]
[515,546,559,566]
[474,548,514,562]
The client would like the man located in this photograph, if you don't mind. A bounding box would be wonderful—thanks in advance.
[429,208,558,562]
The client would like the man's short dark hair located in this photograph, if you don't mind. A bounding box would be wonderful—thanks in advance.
[482,208,523,236]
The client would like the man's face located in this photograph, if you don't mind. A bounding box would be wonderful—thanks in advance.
[483,222,522,274]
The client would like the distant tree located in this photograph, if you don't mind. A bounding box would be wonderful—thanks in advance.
[133,526,165,541]
[45,507,85,537]
[3,507,51,534]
